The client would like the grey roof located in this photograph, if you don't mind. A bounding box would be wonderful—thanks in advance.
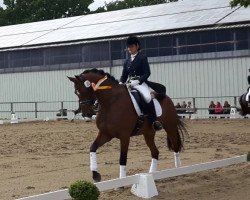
[0,0,249,50]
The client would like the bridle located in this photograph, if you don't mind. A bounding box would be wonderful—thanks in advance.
[77,75,112,112]
[79,99,94,105]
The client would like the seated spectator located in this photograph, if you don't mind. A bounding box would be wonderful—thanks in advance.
[208,101,216,114]
[215,102,223,114]
[181,101,187,114]
[223,101,231,114]
[186,101,194,114]
[175,102,181,114]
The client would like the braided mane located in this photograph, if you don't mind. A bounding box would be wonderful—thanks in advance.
[82,68,118,83]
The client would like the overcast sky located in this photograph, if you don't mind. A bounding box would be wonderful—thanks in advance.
[0,0,115,10]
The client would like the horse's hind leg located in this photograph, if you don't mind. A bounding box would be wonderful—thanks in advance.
[90,133,111,182]
[143,129,159,173]
[174,152,181,167]
[119,137,130,178]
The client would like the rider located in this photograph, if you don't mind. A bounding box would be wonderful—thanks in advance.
[247,69,250,106]
[120,35,162,131]
[248,69,250,87]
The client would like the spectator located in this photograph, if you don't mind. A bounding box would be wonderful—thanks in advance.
[175,102,181,114]
[186,101,194,114]
[208,101,216,114]
[181,101,187,114]
[215,102,223,114]
[223,101,231,114]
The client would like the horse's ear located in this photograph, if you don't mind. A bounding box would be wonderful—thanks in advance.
[67,76,76,83]
[75,75,82,81]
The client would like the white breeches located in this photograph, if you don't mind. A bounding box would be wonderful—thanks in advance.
[132,82,152,103]
[246,88,250,101]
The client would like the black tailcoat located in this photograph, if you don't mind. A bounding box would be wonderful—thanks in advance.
[120,52,151,84]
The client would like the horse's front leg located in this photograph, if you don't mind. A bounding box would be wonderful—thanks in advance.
[90,133,111,182]
[119,137,130,178]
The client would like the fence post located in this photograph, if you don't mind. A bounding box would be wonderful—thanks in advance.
[192,97,196,110]
[234,96,237,107]
[35,102,38,118]
[10,102,13,114]
[60,102,64,116]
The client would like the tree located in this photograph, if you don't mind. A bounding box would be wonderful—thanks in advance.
[0,0,93,26]
[0,7,6,26]
[230,0,250,7]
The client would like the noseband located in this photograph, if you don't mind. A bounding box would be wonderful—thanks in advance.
[80,99,94,105]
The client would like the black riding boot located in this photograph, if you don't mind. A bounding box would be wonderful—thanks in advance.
[147,100,162,131]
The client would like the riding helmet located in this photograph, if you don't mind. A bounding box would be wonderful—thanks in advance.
[126,35,141,50]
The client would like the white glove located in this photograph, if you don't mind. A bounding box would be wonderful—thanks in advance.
[130,80,140,87]
[119,82,123,85]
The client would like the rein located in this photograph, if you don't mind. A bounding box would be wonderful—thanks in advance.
[80,99,94,105]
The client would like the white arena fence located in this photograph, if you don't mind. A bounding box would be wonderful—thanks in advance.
[0,110,248,126]
[0,101,79,120]
[0,95,242,119]
[15,154,248,200]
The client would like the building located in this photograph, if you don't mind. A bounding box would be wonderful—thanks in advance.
[0,0,250,118]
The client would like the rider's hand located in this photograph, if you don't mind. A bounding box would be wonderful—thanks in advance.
[119,82,123,85]
[130,80,140,87]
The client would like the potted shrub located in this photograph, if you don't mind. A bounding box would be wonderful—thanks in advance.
[69,180,100,200]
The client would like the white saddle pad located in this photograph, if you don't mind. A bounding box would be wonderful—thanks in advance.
[128,90,162,117]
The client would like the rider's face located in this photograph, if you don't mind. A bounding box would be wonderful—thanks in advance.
[127,44,139,55]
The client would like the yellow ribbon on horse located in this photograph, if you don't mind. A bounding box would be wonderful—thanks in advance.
[91,75,112,91]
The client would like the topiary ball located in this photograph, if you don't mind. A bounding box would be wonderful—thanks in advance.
[69,180,100,200]
[247,152,250,162]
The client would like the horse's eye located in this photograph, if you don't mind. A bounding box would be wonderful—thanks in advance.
[84,80,91,88]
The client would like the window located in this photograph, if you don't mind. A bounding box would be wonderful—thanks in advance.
[30,50,44,66]
[9,51,31,68]
[236,28,249,50]
[45,46,81,65]
[83,42,109,62]
[177,34,187,55]
[145,37,158,49]
[186,32,201,54]
[159,35,173,47]
[111,40,126,60]
[0,53,8,69]
[159,47,175,56]
[216,29,233,52]
[145,37,159,57]
[158,35,175,56]
[200,31,216,53]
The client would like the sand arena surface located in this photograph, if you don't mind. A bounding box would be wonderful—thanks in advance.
[0,119,249,200]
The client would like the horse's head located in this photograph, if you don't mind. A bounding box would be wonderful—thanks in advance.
[69,68,118,117]
[68,75,96,118]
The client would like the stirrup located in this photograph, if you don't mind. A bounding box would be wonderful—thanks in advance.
[153,121,162,131]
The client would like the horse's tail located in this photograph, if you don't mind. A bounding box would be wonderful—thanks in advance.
[166,117,187,152]
[164,96,188,153]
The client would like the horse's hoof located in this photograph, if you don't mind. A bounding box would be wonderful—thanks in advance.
[92,171,101,182]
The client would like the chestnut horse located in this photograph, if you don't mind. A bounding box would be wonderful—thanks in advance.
[68,69,187,182]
